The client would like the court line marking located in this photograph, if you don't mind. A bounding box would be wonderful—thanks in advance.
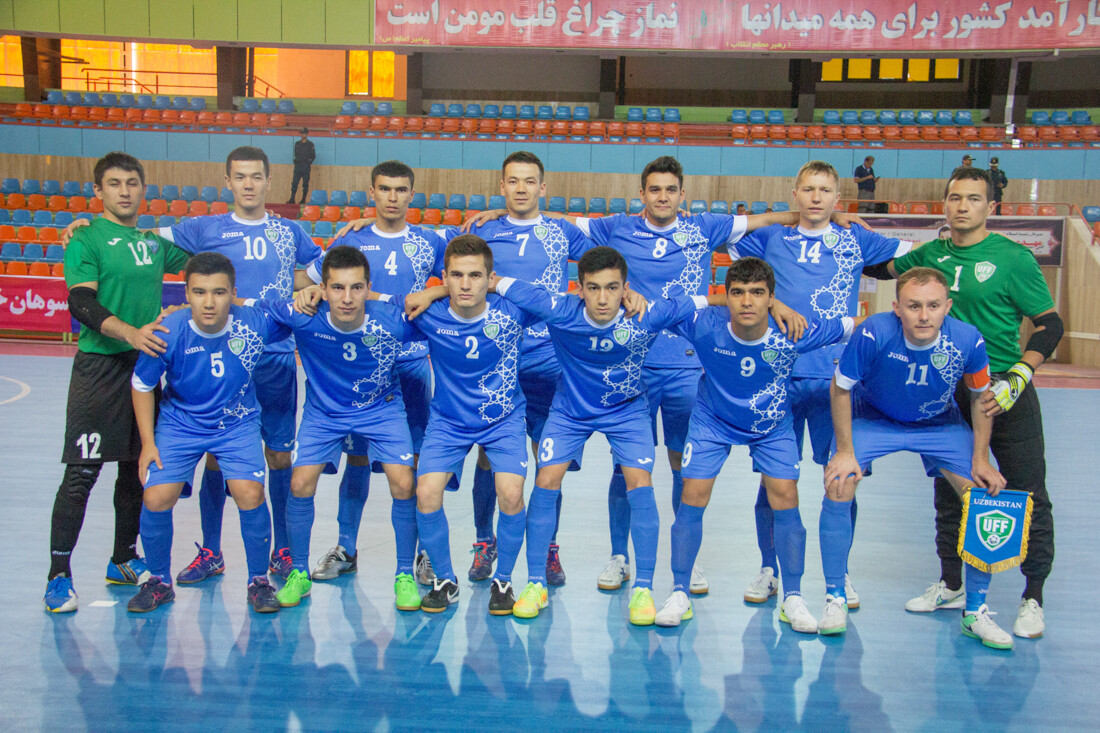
[0,375,30,405]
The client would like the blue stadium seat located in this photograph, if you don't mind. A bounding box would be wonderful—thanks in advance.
[161,185,180,200]
[135,94,153,109]
[748,109,766,124]
[329,190,348,207]
[144,184,160,200]
[1082,206,1100,222]
[219,187,233,203]
[730,109,748,123]
[157,215,176,227]
[61,181,81,197]
[771,202,790,212]
[568,261,578,282]
[482,104,500,119]
[118,94,135,108]
[627,107,643,122]
[64,91,82,105]
[154,95,171,110]
[355,101,374,116]
[1029,110,1051,125]
[82,92,101,107]
[278,99,296,113]
[555,106,572,120]
[822,110,841,125]
[588,197,607,214]
[708,200,729,214]
[309,190,328,205]
[340,101,357,115]
[75,212,93,222]
[916,110,935,125]
[464,104,482,118]
[538,196,547,212]
[446,103,463,118]
[12,209,31,225]
[855,110,875,124]
[171,96,188,110]
[567,197,587,214]
[877,110,897,125]
[515,104,535,120]
[1051,110,1070,126]
[188,97,206,111]
[46,90,63,104]
[1,243,22,260]
[410,192,427,209]
[0,210,7,223]
[688,200,707,214]
[82,182,95,197]
[42,180,61,196]
[428,103,445,116]
[897,110,916,125]
[180,186,198,202]
[767,110,785,124]
[44,244,64,262]
[547,196,567,213]
[447,194,466,210]
[488,194,505,209]
[54,212,73,227]
[838,110,856,125]
[750,201,768,214]
[313,221,334,238]
[33,211,53,226]
[609,197,627,214]
[501,105,518,119]
[954,110,974,125]
[1,178,18,194]
[645,107,662,122]
[574,106,590,120]
[628,198,644,214]
[199,186,217,203]
[537,105,553,120]
[241,98,259,113]
[935,110,954,125]
[22,243,44,261]
[137,214,156,229]
[467,194,487,211]
[1072,110,1092,124]
[21,179,40,195]
[663,108,681,122]
[427,193,446,210]
[349,191,368,207]
[259,99,276,114]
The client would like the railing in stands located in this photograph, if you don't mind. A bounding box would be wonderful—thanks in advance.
[250,75,286,99]
[71,67,217,95]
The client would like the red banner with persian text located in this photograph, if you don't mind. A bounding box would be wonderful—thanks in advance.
[374,0,1100,51]
[0,276,72,333]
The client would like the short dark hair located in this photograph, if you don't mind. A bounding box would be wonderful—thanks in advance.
[226,146,270,177]
[944,166,995,201]
[185,251,235,286]
[641,156,683,189]
[896,266,949,298]
[444,234,493,272]
[725,256,775,294]
[299,127,309,134]
[371,160,415,187]
[93,152,145,187]
[321,245,370,284]
[577,246,627,284]
[502,151,544,181]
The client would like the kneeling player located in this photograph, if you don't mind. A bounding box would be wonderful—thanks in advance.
[129,253,286,613]
[494,246,705,625]
[823,267,1008,646]
[655,258,854,629]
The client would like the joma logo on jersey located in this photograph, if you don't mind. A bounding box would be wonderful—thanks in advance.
[613,326,630,345]
[975,261,996,282]
[483,323,500,339]
[534,225,548,239]
[672,232,688,247]
[931,352,949,370]
[228,337,245,355]
[976,510,1015,551]
[761,349,778,364]
[403,242,417,257]
[362,334,378,346]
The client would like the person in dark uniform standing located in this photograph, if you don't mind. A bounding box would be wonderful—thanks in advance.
[988,157,1008,214]
[288,128,316,204]
[853,155,878,213]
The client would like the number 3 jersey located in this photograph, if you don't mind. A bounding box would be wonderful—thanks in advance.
[835,312,990,426]
[131,305,283,431]
[673,307,852,438]
[496,278,707,419]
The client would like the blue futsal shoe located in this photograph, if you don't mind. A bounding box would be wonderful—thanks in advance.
[44,576,78,613]
[106,557,152,585]
[176,543,226,584]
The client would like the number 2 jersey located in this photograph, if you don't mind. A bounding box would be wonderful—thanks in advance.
[835,311,991,426]
[495,278,708,419]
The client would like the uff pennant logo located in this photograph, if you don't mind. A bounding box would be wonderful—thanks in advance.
[362,334,378,346]
[931,353,949,370]
[613,326,630,345]
[974,261,996,283]
[823,232,839,248]
[976,510,1015,551]
[228,337,245,355]
[483,323,500,339]
[534,225,548,240]
[761,348,778,364]
[672,231,688,247]
[403,241,417,257]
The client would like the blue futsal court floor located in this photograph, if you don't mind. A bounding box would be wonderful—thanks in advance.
[2,349,1098,731]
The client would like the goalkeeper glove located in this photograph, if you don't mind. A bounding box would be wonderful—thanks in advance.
[989,362,1033,412]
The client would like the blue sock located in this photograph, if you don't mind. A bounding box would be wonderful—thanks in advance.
[819,497,853,599]
[754,483,777,572]
[525,487,559,585]
[391,497,417,575]
[238,503,272,580]
[551,490,562,543]
[627,486,659,589]
[494,507,526,583]
[268,468,292,552]
[140,506,173,582]
[607,470,631,560]
[670,503,704,592]
[773,507,807,598]
[198,468,226,554]
[286,495,314,572]
[472,465,496,542]
[965,566,992,613]
[416,507,455,582]
[847,496,858,573]
[671,469,683,514]
[337,464,370,555]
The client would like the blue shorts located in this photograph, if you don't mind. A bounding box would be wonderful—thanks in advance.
[537,401,655,472]
[790,376,833,466]
[417,410,529,486]
[842,411,974,480]
[254,352,298,453]
[519,357,560,444]
[643,366,701,454]
[294,399,415,473]
[681,403,802,481]
[146,417,265,489]
[354,356,431,473]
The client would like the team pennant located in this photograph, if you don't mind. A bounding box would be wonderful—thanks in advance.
[957,488,1033,573]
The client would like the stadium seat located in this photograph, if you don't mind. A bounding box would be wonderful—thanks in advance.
[441,209,463,227]
[822,110,841,125]
[1030,110,1051,125]
[0,179,18,194]
[862,125,882,141]
[241,98,259,114]
[299,205,321,222]
[319,206,339,222]
[325,190,346,207]
[955,110,974,125]
[426,102,445,117]
[444,194,465,210]
[386,116,406,134]
[567,197,587,214]
[11,209,31,225]
[686,200,705,214]
[309,190,328,205]
[445,103,463,118]
[340,101,358,116]
[518,105,535,119]
[154,215,173,227]
[586,198,607,215]
[367,115,387,132]
[709,201,729,214]
[276,99,295,113]
[409,192,427,209]
[426,193,446,211]
[981,125,1006,141]
[824,125,844,141]
[134,94,153,109]
[86,198,103,214]
[767,124,787,140]
[574,107,590,120]
[349,191,369,208]
[843,125,862,141]
[166,200,187,217]
[748,110,766,124]
[920,126,941,141]
[569,120,588,137]
[160,185,180,201]
[935,111,954,125]
[46,90,64,104]
[547,196,566,213]
[22,180,41,195]
[44,244,64,262]
[1082,206,1100,222]
[63,91,82,105]
[5,194,26,210]
[625,121,644,138]
[730,109,748,123]
[488,195,506,210]
[644,107,661,122]
[32,210,52,225]
[764,109,783,124]
[27,195,48,211]
[605,198,626,214]
[340,206,361,221]
[1038,126,1059,142]
[959,126,979,141]
[626,107,643,122]
[355,101,374,116]
[893,110,914,125]
[420,209,441,226]
[1072,110,1092,124]
[40,180,61,197]
[1051,110,1070,126]
[67,196,87,213]
[267,113,286,129]
[137,214,156,229]
[877,110,897,125]
[188,201,208,216]
[1017,204,1037,216]
[27,260,51,276]
[628,198,644,214]
[54,212,73,227]
[940,126,960,141]
[467,195,487,211]
[772,202,790,212]
[858,110,878,124]
[1038,204,1058,216]
[501,105,518,119]
[548,120,568,138]
[916,110,935,125]
[180,185,198,202]
[751,201,768,214]
[901,125,921,141]
[153,95,170,110]
[536,105,553,120]
[1,242,21,260]
[606,121,625,138]
[375,102,392,115]
[480,103,500,119]
[403,116,424,133]
[464,103,482,118]
[841,110,859,125]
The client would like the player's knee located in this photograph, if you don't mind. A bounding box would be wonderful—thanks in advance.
[265,448,292,470]
[230,482,265,510]
[766,484,799,510]
[415,482,444,512]
[388,468,415,499]
[58,464,101,507]
[289,478,316,498]
[534,467,563,491]
[496,490,524,515]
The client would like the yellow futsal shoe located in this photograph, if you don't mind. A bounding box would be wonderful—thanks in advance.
[629,587,657,626]
[513,582,548,619]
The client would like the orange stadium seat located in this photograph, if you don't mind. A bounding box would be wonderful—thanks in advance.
[13,102,32,119]
[476,119,496,134]
[729,124,748,140]
[764,124,785,140]
[87,107,107,123]
[6,261,28,276]
[909,203,929,214]
[300,205,321,221]
[28,261,51,277]
[442,209,463,227]
[587,121,606,138]
[195,110,215,127]
[69,106,89,121]
[87,198,103,214]
[940,126,960,141]
[51,262,64,277]
[959,126,979,141]
[1093,222,1100,238]
[1010,126,1033,141]
[570,121,588,136]
[231,112,251,127]
[267,114,286,129]
[862,125,882,141]
[350,115,369,132]
[1059,126,1079,141]
[210,201,229,215]
[39,228,59,243]
[494,118,514,135]
[32,103,51,119]
[662,123,679,139]
[369,116,387,131]
[931,202,944,214]
[179,110,197,128]
[213,112,233,126]
[161,110,180,125]
[1080,126,1099,141]
[920,127,941,141]
[147,199,168,216]
[340,206,361,221]
[16,226,38,242]
[5,193,26,209]
[362,206,377,218]
[50,106,70,122]
[805,125,824,141]
[535,120,554,137]
[106,108,126,125]
[824,125,844,141]
[137,199,149,215]
[27,194,48,211]
[333,115,351,132]
[188,201,208,216]
[423,117,443,132]
[168,200,188,217]
[999,204,1015,215]
[785,124,805,140]
[1016,204,1036,215]
[882,126,901,141]
[441,118,461,134]
[48,195,68,212]
[1039,204,1058,216]
[843,125,862,141]
[387,116,406,133]
[748,124,768,140]
[250,113,268,129]
[460,118,478,135]
[405,208,422,225]
[0,224,14,239]
[644,122,662,138]
[321,206,341,222]
[604,121,623,137]
[421,209,442,226]
[142,109,162,124]
[67,196,87,213]
[1037,127,1059,142]
[551,121,569,137]
[404,116,424,133]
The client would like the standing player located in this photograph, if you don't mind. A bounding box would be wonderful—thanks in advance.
[259,246,419,610]
[44,152,190,613]
[872,167,1062,639]
[729,160,911,607]
[128,253,285,613]
[301,161,445,582]
[823,267,1008,646]
[494,247,706,625]
[653,258,855,629]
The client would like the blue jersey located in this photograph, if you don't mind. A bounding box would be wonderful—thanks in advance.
[836,312,990,425]
[257,299,411,416]
[673,307,851,437]
[497,278,706,420]
[578,213,747,368]
[403,294,539,428]
[444,215,592,364]
[131,305,279,431]
[732,222,910,378]
[162,213,321,354]
[306,224,446,363]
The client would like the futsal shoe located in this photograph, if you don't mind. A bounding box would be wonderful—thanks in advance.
[311,546,357,581]
[127,577,175,613]
[176,543,226,584]
[689,566,709,595]
[629,587,657,626]
[513,582,548,619]
[779,595,819,634]
[248,576,281,613]
[905,581,965,612]
[1013,599,1045,639]
[818,594,848,635]
[276,569,312,607]
[421,578,459,613]
[845,574,860,610]
[467,539,497,582]
[44,576,78,613]
[268,548,293,580]
[394,573,421,611]
[597,554,631,590]
[654,590,694,627]
[744,567,779,603]
[546,543,566,586]
[106,557,152,585]
[961,604,1014,650]
[488,579,516,616]
[415,550,436,586]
